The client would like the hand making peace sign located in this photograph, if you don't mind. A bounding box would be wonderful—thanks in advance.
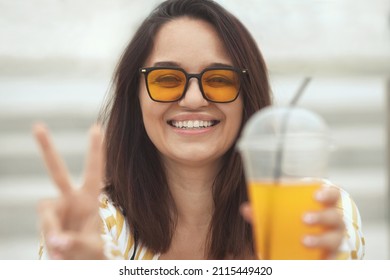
[34,123,106,260]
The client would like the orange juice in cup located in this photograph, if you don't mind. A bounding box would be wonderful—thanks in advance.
[238,106,332,260]
[248,179,325,260]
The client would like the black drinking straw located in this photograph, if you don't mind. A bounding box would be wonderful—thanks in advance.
[263,77,311,259]
[273,77,312,180]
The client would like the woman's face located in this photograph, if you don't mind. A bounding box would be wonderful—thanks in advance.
[139,17,243,166]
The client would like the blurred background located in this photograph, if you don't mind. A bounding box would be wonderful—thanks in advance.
[0,0,389,259]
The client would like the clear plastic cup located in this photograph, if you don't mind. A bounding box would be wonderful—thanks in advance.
[237,106,332,260]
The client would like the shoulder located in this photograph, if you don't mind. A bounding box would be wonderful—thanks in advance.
[98,193,158,260]
[333,185,365,259]
[99,193,127,237]
[336,187,363,233]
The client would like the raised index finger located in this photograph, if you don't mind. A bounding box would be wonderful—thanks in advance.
[33,123,73,194]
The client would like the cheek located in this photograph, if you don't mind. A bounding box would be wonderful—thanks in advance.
[140,96,157,128]
[139,82,157,119]
[138,78,149,110]
[139,87,156,134]
[139,88,169,136]
[227,98,244,132]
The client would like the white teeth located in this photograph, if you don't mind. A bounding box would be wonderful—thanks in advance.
[171,120,215,129]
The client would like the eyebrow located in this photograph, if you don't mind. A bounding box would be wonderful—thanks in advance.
[153,61,179,67]
[152,61,235,69]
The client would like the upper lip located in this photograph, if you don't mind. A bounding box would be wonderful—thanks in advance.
[167,113,219,122]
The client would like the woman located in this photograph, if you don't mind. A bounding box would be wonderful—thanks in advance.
[35,0,364,260]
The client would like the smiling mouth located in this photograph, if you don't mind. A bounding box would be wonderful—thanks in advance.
[168,120,220,129]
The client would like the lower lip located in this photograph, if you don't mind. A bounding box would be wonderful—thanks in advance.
[170,125,216,135]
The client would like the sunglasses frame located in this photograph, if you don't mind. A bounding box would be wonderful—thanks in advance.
[139,66,248,103]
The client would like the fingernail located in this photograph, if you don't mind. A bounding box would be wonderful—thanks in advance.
[50,252,63,260]
[47,234,69,249]
[302,236,319,247]
[302,212,319,224]
[315,190,327,201]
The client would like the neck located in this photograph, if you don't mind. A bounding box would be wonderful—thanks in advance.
[163,158,221,227]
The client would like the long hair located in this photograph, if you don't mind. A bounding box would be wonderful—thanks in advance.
[100,0,271,259]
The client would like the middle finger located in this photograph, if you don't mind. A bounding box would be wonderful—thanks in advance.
[33,123,73,194]
[303,208,345,230]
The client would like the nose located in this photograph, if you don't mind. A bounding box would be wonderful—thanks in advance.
[177,78,209,109]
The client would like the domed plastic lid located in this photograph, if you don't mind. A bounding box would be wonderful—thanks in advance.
[238,106,331,152]
[237,106,332,179]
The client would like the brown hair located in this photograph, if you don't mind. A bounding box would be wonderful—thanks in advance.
[100,0,271,259]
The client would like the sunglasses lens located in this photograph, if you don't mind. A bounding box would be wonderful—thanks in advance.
[202,69,240,102]
[147,69,186,101]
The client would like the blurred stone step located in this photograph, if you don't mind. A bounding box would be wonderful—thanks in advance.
[0,176,78,238]
[0,114,98,134]
[328,167,387,221]
[0,236,40,260]
[0,130,90,177]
